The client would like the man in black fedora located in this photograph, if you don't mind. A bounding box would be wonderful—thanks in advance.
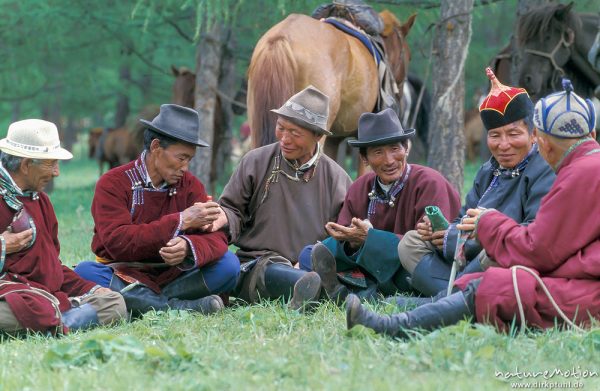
[75,104,240,316]
[206,85,352,310]
[301,108,460,302]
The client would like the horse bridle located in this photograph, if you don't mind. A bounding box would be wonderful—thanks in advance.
[524,27,575,78]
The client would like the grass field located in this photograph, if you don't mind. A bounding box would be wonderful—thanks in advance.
[0,155,599,391]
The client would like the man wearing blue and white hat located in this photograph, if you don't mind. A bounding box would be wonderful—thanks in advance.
[345,80,600,337]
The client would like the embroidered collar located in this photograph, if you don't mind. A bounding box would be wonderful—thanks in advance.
[367,164,411,218]
[281,143,321,175]
[137,150,168,189]
[0,162,39,211]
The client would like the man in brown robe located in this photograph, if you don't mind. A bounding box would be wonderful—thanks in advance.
[208,86,352,309]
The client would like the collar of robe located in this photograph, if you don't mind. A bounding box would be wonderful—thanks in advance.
[133,151,176,196]
[367,164,412,218]
[0,162,39,212]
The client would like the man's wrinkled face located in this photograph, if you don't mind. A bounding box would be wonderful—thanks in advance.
[275,117,321,164]
[364,141,408,185]
[153,142,196,185]
[26,159,59,192]
[487,120,534,168]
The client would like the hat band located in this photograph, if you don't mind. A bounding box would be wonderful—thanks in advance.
[286,101,327,127]
[6,139,61,153]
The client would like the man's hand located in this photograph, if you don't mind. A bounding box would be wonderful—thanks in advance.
[181,201,222,231]
[325,217,370,250]
[159,237,189,266]
[2,229,33,254]
[416,216,446,249]
[456,208,482,234]
[201,206,229,232]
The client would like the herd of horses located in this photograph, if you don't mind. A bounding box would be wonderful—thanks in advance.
[90,3,600,180]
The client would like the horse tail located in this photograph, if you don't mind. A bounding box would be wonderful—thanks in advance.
[248,35,297,148]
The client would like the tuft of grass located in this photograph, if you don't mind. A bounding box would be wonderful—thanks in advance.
[1,154,597,390]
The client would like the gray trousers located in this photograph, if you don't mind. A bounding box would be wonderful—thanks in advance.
[0,290,126,333]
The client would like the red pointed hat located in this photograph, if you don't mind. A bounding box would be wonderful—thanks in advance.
[479,67,533,130]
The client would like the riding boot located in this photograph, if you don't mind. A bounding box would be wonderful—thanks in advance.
[311,242,349,304]
[161,268,211,300]
[110,277,223,316]
[61,304,100,332]
[347,279,480,338]
[386,289,447,309]
[263,263,321,311]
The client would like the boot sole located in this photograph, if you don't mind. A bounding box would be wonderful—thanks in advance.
[311,243,346,299]
[200,295,224,315]
[288,272,321,311]
[345,294,361,330]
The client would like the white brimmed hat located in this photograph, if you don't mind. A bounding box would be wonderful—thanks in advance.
[0,119,73,160]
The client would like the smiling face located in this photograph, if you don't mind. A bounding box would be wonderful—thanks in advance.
[363,141,408,185]
[150,140,196,185]
[487,119,534,168]
[275,117,321,165]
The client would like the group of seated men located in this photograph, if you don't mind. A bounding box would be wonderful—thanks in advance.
[0,67,598,338]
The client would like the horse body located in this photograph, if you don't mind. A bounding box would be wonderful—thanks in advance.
[516,3,600,102]
[248,12,414,161]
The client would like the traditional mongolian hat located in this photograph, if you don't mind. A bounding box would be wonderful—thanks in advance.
[140,104,209,147]
[271,85,332,135]
[533,79,596,138]
[0,119,72,160]
[479,67,534,130]
[347,108,415,147]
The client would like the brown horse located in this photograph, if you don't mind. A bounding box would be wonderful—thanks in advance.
[247,11,415,163]
[516,2,600,102]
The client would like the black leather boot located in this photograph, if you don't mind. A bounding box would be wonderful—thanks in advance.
[311,242,348,304]
[110,277,223,316]
[347,279,480,338]
[263,263,321,311]
[162,268,211,300]
[61,303,99,331]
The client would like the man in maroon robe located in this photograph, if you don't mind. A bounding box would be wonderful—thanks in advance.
[75,104,240,316]
[0,119,126,335]
[304,108,460,301]
[345,80,600,336]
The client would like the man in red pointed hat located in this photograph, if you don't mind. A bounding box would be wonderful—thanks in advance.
[391,68,555,300]
[346,78,600,337]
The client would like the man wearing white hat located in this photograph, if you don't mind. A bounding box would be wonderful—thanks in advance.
[0,119,126,335]
[346,79,600,337]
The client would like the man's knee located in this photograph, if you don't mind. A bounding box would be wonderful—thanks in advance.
[74,261,113,288]
[83,291,128,325]
[211,251,241,292]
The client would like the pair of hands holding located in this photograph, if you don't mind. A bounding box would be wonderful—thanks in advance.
[161,197,229,266]
[325,217,371,250]
[417,208,482,248]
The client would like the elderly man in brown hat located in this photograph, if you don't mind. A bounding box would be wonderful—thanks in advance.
[207,85,352,309]
[74,104,240,317]
[301,108,460,303]
[0,119,127,335]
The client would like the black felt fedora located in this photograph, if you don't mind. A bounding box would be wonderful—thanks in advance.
[139,104,209,147]
[348,108,415,147]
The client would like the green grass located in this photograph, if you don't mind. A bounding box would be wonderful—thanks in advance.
[1,155,599,391]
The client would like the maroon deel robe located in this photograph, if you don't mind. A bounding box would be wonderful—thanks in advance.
[91,159,228,292]
[455,140,600,331]
[338,165,461,237]
[0,193,95,331]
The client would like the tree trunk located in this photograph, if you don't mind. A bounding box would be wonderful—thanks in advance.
[427,0,474,195]
[191,22,230,193]
[114,46,133,128]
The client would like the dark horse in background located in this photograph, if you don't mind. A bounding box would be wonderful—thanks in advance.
[247,11,417,172]
[516,2,600,105]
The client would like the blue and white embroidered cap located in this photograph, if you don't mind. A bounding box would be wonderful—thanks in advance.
[533,79,596,138]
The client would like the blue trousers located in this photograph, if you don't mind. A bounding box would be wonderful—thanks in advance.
[75,250,240,295]
[298,245,314,271]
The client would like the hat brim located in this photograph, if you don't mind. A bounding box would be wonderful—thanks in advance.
[347,129,415,147]
[0,139,73,160]
[270,108,332,136]
[140,119,210,147]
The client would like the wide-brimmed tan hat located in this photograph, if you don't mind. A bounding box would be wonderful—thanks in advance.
[271,85,332,135]
[0,119,72,160]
